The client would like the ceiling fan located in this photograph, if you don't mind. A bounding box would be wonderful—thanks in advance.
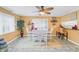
[35,6,54,15]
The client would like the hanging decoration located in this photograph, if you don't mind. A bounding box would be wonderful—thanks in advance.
[51,17,57,25]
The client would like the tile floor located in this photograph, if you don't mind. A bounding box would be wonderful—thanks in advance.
[7,36,79,52]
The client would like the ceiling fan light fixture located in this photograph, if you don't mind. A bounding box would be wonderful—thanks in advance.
[40,12,45,15]
[35,6,54,15]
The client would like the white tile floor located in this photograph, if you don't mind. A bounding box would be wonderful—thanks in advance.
[7,37,79,52]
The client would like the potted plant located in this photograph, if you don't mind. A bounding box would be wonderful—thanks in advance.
[17,20,24,37]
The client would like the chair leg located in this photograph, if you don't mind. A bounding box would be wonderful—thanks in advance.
[60,34,64,40]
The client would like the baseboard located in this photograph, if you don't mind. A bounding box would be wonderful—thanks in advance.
[68,39,79,46]
[7,36,19,44]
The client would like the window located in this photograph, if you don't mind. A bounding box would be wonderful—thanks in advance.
[0,15,3,35]
[31,19,48,30]
[61,20,77,29]
[0,12,15,35]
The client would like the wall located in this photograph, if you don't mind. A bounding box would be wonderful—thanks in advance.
[61,10,79,45]
[21,16,61,35]
[67,30,79,45]
[0,7,61,43]
[0,7,20,43]
[20,16,31,35]
[51,17,61,35]
[61,12,77,22]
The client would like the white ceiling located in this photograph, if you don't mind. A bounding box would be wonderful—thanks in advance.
[2,6,79,16]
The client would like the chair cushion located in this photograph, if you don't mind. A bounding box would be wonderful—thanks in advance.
[0,41,6,45]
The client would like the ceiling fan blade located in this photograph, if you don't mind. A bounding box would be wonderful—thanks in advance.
[35,6,41,9]
[35,6,44,12]
[46,7,54,11]
[47,13,51,14]
[46,12,51,14]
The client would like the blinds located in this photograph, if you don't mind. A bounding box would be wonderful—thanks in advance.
[0,12,15,35]
[0,15,3,35]
[61,20,77,29]
[31,19,48,30]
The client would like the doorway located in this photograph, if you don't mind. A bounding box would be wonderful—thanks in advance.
[28,18,48,47]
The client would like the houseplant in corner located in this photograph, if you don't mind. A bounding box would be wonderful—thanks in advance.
[17,20,24,38]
